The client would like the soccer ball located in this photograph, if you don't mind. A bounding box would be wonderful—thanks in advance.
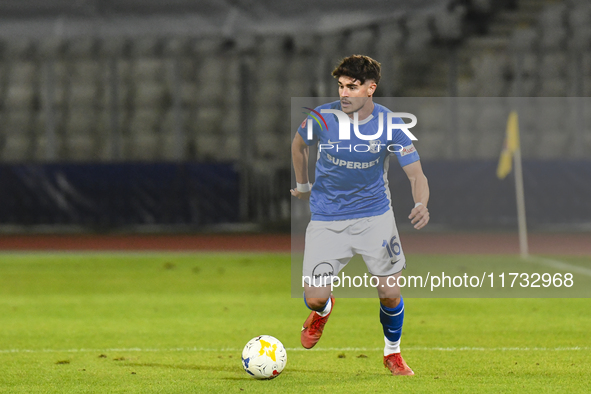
[241,335,287,379]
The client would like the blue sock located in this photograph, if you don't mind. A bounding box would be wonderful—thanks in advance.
[380,298,404,342]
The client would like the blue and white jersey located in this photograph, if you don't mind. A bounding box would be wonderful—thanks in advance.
[297,100,420,221]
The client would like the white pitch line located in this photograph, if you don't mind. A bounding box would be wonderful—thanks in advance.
[526,256,591,277]
[1,346,589,354]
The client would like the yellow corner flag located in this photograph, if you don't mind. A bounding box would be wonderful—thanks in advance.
[497,111,520,179]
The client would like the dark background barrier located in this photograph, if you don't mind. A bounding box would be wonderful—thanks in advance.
[0,163,239,229]
[1,160,589,231]
[387,160,591,231]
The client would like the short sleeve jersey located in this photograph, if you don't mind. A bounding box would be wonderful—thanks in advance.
[297,100,420,221]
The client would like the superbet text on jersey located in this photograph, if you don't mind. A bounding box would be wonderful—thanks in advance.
[297,101,419,222]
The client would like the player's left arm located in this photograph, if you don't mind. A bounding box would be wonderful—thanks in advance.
[402,160,430,230]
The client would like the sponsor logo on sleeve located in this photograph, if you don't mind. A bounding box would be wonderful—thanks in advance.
[399,144,416,157]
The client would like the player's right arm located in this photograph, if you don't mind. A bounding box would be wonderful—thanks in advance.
[290,133,311,200]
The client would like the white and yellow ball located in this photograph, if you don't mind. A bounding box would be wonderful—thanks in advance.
[241,335,287,379]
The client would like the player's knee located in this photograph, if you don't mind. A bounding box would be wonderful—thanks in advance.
[306,297,329,311]
[380,297,401,309]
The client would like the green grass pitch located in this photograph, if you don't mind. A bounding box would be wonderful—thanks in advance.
[0,252,590,393]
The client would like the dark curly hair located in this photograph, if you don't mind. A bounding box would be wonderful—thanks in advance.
[331,55,381,85]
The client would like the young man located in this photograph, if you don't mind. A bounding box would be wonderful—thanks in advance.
[291,55,430,375]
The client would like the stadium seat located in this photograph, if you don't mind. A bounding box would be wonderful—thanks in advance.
[33,109,64,161]
[375,22,405,57]
[507,51,539,96]
[471,0,492,13]
[568,2,591,29]
[539,53,567,79]
[433,6,465,41]
[538,78,567,97]
[405,12,434,51]
[221,134,240,161]
[258,36,289,55]
[285,56,314,98]
[105,59,132,107]
[253,81,282,109]
[252,110,280,136]
[292,35,314,54]
[177,72,198,107]
[128,108,162,160]
[508,78,538,97]
[457,77,476,96]
[376,23,406,93]
[0,132,31,161]
[5,61,37,109]
[570,25,591,52]
[4,84,36,110]
[64,111,98,161]
[319,32,344,67]
[68,82,98,108]
[220,58,241,107]
[232,35,257,52]
[520,52,539,78]
[100,37,130,57]
[37,37,66,60]
[93,111,114,160]
[220,107,240,136]
[538,4,568,50]
[193,37,224,54]
[195,131,240,162]
[66,37,99,58]
[131,37,163,58]
[164,37,190,57]
[195,133,221,161]
[195,56,225,106]
[133,57,165,81]
[0,111,34,161]
[472,53,508,97]
[193,106,224,137]
[253,130,281,159]
[346,28,376,57]
[133,81,167,108]
[69,59,101,81]
[4,38,35,60]
[254,56,285,85]
[160,108,188,160]
[509,28,539,52]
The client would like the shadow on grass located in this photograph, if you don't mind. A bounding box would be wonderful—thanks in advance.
[282,368,335,374]
[124,362,238,373]
[123,362,336,376]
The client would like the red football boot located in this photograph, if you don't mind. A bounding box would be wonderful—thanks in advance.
[383,353,414,376]
[300,296,335,349]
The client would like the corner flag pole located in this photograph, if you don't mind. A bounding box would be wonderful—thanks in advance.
[513,133,529,259]
[497,111,529,258]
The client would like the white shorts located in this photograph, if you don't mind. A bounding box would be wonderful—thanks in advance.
[302,209,406,286]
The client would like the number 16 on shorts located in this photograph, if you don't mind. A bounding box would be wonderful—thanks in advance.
[382,236,401,258]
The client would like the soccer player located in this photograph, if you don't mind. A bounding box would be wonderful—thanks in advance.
[291,55,430,376]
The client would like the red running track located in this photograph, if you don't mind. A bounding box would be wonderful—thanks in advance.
[0,233,589,255]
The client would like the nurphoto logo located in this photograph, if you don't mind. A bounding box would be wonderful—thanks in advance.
[303,108,417,154]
